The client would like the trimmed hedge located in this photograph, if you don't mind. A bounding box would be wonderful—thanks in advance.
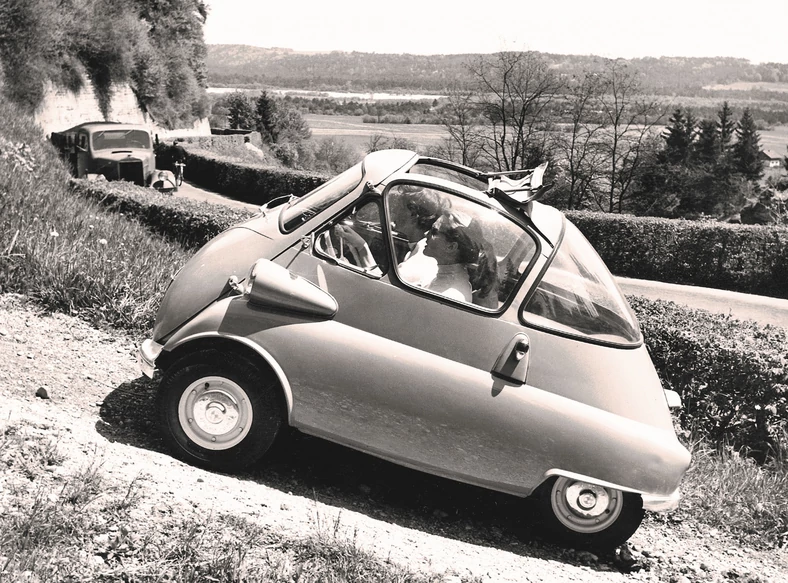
[180,148,327,205]
[567,210,788,299]
[71,179,254,250]
[73,178,788,459]
[630,296,788,460]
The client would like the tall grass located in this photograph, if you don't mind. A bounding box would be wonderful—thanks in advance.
[0,100,190,333]
[676,440,788,548]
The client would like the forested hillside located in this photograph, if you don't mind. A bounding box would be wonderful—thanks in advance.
[0,0,209,128]
[207,44,788,98]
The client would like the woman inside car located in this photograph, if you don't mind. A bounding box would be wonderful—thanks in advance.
[422,210,498,306]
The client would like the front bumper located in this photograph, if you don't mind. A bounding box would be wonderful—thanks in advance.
[138,338,163,378]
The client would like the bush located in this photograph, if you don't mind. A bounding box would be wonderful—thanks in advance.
[567,210,788,299]
[180,147,327,205]
[631,296,788,460]
[71,179,253,250]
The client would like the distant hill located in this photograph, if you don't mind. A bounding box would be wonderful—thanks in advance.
[206,44,788,98]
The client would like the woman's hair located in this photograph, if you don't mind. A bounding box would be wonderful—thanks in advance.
[440,211,499,301]
[390,187,450,232]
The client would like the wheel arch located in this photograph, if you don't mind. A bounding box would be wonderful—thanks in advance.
[158,333,294,421]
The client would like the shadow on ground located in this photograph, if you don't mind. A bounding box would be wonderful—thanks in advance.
[97,376,638,574]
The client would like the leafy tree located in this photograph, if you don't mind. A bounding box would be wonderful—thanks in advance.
[226,91,256,129]
[732,108,764,181]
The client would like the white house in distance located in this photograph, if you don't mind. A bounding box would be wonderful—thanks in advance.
[759,149,784,169]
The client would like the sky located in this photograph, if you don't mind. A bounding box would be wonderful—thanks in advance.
[203,0,788,65]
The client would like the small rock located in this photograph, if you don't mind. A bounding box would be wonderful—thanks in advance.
[280,503,289,511]
[196,478,204,483]
[575,551,598,563]
[0,328,8,336]
[35,387,49,399]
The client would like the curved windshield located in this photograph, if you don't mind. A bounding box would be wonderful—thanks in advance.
[522,221,641,345]
[281,162,363,232]
[92,130,151,151]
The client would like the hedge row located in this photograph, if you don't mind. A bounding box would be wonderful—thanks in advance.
[567,210,788,299]
[180,148,327,205]
[71,179,254,250]
[629,296,788,461]
[73,177,788,459]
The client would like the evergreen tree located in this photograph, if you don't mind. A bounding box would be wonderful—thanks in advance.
[732,108,764,181]
[255,91,277,142]
[662,108,696,165]
[717,101,736,154]
[695,119,720,165]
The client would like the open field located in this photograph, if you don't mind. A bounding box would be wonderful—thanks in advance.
[703,82,788,92]
[305,114,446,152]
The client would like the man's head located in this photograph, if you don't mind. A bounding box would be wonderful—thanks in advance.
[389,187,448,242]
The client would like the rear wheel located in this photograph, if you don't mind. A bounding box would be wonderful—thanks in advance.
[157,351,283,471]
[539,476,644,550]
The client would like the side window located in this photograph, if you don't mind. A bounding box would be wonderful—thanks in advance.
[78,134,87,151]
[314,199,390,276]
[385,184,538,310]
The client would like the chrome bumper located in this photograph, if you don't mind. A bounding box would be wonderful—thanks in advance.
[642,488,681,512]
[138,338,163,378]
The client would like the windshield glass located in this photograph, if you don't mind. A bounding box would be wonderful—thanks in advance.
[92,129,151,151]
[281,162,363,232]
[522,221,641,345]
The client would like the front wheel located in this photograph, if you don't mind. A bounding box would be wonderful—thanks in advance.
[539,476,644,550]
[157,352,284,472]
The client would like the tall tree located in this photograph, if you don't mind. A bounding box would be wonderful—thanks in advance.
[255,91,277,142]
[732,108,764,181]
[598,60,666,213]
[662,108,697,165]
[555,70,609,209]
[695,119,720,165]
[439,82,483,167]
[717,101,736,156]
[466,51,562,171]
[226,91,255,129]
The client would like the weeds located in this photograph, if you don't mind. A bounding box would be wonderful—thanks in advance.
[672,438,788,548]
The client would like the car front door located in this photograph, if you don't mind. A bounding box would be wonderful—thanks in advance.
[277,185,553,494]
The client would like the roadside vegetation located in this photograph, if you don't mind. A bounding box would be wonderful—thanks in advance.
[0,0,208,128]
[0,422,451,582]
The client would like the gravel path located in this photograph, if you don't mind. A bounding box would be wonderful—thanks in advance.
[1,293,785,582]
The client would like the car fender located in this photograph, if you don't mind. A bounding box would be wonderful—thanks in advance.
[543,469,681,512]
[161,298,295,421]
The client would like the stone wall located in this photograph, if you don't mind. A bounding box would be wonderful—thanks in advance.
[34,79,210,139]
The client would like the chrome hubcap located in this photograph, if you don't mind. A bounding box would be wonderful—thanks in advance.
[178,376,252,451]
[551,477,623,533]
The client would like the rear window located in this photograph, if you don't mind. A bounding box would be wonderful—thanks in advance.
[281,162,363,233]
[522,221,641,345]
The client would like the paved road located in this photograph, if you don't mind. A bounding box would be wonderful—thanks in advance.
[173,179,788,329]
[175,180,259,212]
[618,277,788,328]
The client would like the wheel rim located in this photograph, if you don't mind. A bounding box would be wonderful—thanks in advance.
[550,477,624,534]
[178,376,253,451]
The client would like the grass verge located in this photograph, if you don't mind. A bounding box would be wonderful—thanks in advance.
[0,423,460,582]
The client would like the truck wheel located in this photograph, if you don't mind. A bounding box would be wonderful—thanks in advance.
[157,351,283,471]
[539,476,644,550]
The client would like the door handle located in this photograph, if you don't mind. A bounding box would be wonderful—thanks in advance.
[492,333,531,384]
